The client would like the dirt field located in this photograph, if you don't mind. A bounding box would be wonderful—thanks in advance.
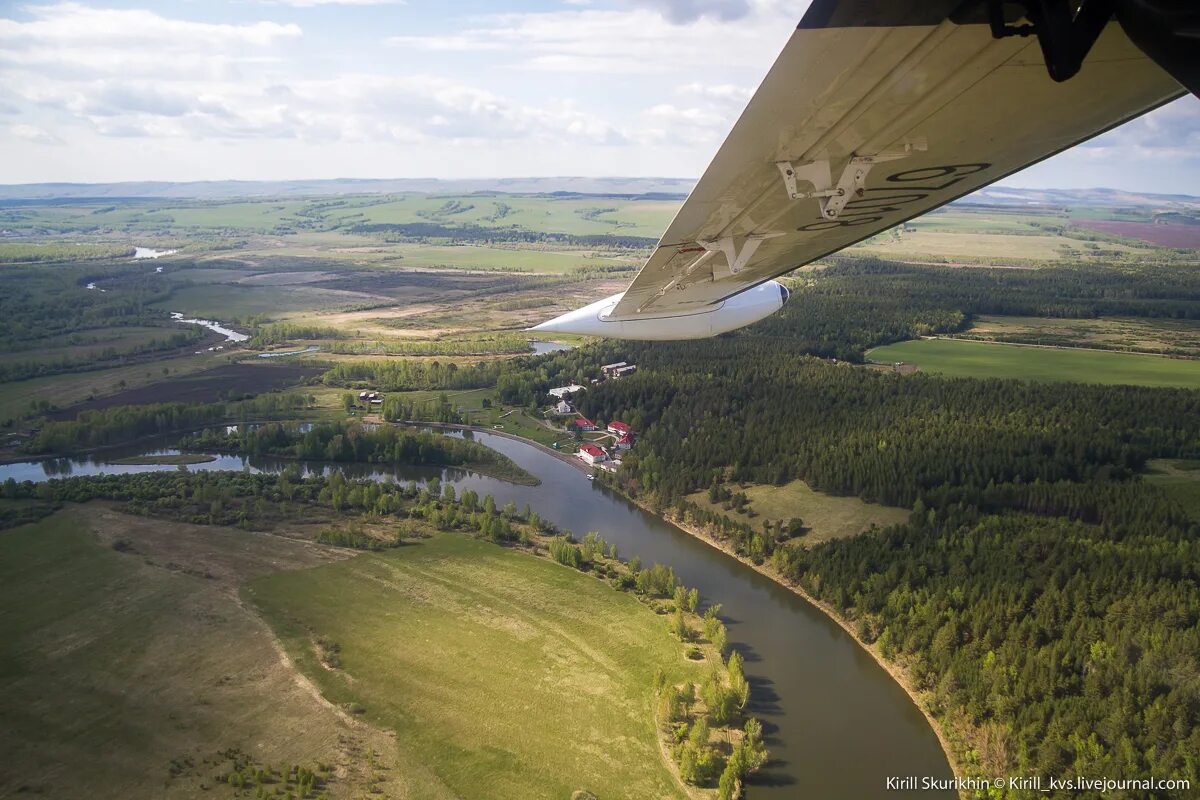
[1072,220,1200,248]
[47,363,325,419]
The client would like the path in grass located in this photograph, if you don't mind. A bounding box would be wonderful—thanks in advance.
[869,337,1200,388]
[249,533,703,800]
[0,509,425,800]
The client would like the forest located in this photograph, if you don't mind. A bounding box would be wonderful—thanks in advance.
[24,395,315,454]
[774,506,1199,787]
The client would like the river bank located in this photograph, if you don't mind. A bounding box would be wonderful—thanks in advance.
[630,493,969,793]
[423,421,966,791]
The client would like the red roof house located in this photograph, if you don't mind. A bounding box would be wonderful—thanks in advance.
[578,443,607,464]
[607,421,631,436]
[574,416,597,431]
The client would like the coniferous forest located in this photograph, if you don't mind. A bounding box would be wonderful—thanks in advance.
[449,257,1200,791]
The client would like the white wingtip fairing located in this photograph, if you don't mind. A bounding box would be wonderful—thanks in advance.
[527,281,787,341]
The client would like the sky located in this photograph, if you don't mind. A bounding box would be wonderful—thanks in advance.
[0,0,1197,192]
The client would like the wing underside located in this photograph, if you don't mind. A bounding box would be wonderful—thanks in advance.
[605,2,1183,320]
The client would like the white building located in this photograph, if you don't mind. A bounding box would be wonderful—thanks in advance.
[549,384,585,399]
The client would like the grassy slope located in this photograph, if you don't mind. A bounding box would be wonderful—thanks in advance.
[0,508,427,799]
[687,480,909,545]
[249,533,701,800]
[868,338,1200,388]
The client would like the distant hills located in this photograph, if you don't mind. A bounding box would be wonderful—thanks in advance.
[0,177,1196,209]
[0,177,697,201]
[963,186,1200,209]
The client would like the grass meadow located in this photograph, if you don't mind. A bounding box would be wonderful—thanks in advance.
[0,509,417,799]
[687,480,909,546]
[868,338,1200,389]
[249,533,702,800]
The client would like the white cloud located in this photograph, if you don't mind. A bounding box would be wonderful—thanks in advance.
[0,1,757,157]
[0,3,301,82]
[677,82,753,104]
[1073,100,1200,160]
[263,0,401,6]
[625,0,751,24]
[386,2,797,73]
[9,123,62,144]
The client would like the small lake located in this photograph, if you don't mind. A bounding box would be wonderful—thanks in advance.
[530,340,573,355]
[0,429,953,798]
[169,312,249,343]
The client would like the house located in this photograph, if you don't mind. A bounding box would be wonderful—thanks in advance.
[607,421,632,436]
[578,443,607,465]
[614,433,634,450]
[574,416,597,432]
[600,361,627,377]
[549,384,585,399]
[555,400,573,415]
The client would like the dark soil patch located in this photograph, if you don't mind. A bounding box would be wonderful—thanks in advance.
[48,363,325,420]
[1074,220,1200,248]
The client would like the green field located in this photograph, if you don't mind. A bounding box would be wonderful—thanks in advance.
[869,338,1200,388]
[0,509,414,799]
[249,533,701,800]
[154,283,378,319]
[0,326,184,365]
[1145,459,1200,521]
[1,194,678,238]
[321,194,677,238]
[687,479,909,545]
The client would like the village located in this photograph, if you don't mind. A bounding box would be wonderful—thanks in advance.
[546,360,637,473]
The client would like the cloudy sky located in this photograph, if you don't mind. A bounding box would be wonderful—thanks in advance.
[1,0,1197,191]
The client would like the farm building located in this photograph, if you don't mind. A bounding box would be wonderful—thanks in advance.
[607,421,632,436]
[578,443,607,465]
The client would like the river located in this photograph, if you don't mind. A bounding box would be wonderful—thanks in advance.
[1,431,953,799]
[169,312,249,343]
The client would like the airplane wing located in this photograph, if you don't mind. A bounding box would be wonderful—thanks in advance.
[533,0,1186,338]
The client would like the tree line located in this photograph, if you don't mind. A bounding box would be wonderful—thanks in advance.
[177,421,532,483]
[24,395,315,454]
